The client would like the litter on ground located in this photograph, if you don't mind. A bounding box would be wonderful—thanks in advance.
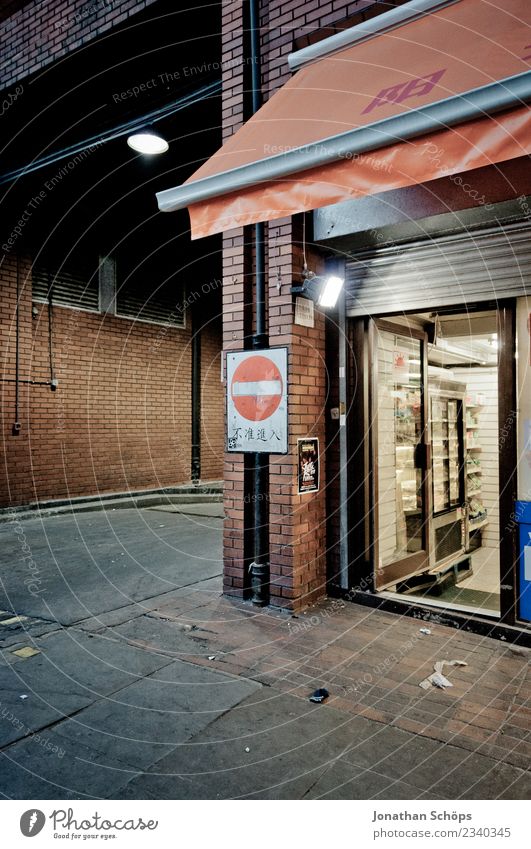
[12,646,41,658]
[419,659,467,690]
[309,688,329,703]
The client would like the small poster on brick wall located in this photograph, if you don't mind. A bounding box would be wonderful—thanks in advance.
[297,437,319,494]
[226,347,288,453]
[294,296,314,327]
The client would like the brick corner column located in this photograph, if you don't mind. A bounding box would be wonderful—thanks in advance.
[266,218,328,612]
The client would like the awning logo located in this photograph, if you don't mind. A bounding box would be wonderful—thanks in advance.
[20,810,46,837]
[362,69,447,114]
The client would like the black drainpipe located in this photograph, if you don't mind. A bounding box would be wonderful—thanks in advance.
[191,305,201,483]
[248,0,269,605]
[12,255,21,436]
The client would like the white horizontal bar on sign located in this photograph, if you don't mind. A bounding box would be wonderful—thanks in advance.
[232,380,282,397]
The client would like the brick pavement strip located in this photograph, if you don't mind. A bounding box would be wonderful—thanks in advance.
[143,592,530,770]
[1,570,529,798]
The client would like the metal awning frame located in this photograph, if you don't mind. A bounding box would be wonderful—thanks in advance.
[156,71,531,214]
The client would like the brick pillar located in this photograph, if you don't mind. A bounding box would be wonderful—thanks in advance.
[220,0,251,599]
[220,0,341,611]
[266,218,328,610]
[222,229,249,599]
[222,216,329,611]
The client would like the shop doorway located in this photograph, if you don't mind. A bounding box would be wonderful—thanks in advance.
[371,310,500,615]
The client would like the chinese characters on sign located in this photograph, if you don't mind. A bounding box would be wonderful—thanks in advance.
[226,348,288,453]
[298,437,319,494]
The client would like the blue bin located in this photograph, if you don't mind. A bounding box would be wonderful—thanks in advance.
[516,501,531,623]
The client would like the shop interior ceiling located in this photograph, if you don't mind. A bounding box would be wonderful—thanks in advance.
[385,310,499,366]
[0,0,222,290]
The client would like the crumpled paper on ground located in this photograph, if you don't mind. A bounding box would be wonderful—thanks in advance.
[419,659,467,690]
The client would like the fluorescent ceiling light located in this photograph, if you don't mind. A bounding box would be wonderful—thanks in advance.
[127,127,169,155]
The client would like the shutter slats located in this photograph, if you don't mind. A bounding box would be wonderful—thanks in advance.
[116,282,185,327]
[346,221,531,316]
[32,266,99,312]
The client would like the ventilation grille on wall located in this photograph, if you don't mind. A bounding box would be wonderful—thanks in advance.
[32,264,99,312]
[116,278,185,327]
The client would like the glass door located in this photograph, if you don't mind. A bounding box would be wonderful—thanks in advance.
[431,397,462,514]
[372,321,430,589]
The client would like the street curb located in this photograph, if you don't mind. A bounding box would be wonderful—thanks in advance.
[0,483,223,523]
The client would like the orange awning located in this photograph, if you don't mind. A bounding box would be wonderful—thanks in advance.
[157,0,531,239]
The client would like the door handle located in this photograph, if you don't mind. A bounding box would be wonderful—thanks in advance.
[414,442,427,469]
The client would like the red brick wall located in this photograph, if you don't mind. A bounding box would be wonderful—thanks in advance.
[0,254,223,507]
[220,0,382,610]
[200,315,224,482]
[221,227,248,595]
[0,0,158,89]
[267,220,329,608]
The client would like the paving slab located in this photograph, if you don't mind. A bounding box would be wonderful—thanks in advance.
[114,685,531,801]
[111,690,381,799]
[300,760,428,801]
[0,507,528,800]
[0,629,172,749]
[48,659,261,772]
[1,658,260,799]
[0,731,140,800]
[108,689,434,800]
[0,509,222,625]
[109,614,214,659]
[340,722,531,799]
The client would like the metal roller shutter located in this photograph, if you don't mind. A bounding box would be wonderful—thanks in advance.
[345,220,531,316]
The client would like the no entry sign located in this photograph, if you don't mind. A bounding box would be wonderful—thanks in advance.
[226,347,288,453]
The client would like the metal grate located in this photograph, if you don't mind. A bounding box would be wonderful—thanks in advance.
[435,520,463,563]
[32,264,99,312]
[116,278,185,328]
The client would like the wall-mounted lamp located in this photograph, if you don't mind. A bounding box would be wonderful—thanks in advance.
[127,125,169,155]
[291,270,344,309]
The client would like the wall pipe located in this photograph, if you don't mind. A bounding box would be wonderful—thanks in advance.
[191,307,201,483]
[47,272,57,389]
[249,0,270,605]
[12,255,21,436]
[336,260,349,589]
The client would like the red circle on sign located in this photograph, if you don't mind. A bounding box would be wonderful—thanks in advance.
[231,355,283,422]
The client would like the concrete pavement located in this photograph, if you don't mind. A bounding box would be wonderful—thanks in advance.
[0,508,529,800]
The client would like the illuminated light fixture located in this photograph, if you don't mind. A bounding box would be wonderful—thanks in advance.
[317,275,344,308]
[127,125,169,155]
[291,269,344,309]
